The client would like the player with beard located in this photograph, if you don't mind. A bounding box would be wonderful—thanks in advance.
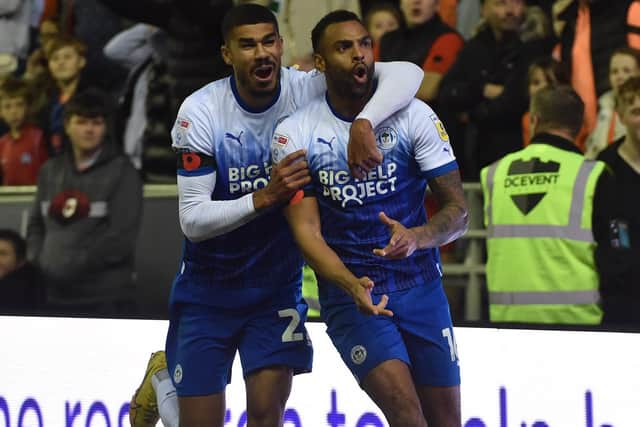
[128,4,427,427]
[272,10,468,427]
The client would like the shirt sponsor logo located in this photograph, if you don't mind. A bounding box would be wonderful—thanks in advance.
[228,163,271,194]
[319,163,398,208]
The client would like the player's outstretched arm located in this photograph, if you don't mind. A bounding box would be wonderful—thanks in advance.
[374,169,468,259]
[284,197,393,317]
[415,169,469,248]
[348,61,424,179]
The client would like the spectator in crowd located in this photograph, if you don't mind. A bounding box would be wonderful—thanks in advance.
[26,88,142,317]
[24,18,60,83]
[522,57,570,146]
[364,2,402,43]
[0,229,41,315]
[0,53,19,137]
[0,0,31,61]
[376,0,464,104]
[104,23,160,172]
[481,86,606,325]
[98,0,233,119]
[520,4,553,43]
[456,0,481,40]
[593,76,640,325]
[269,0,362,69]
[0,78,47,185]
[585,47,640,159]
[554,0,636,149]
[439,0,548,178]
[38,0,127,92]
[41,35,91,156]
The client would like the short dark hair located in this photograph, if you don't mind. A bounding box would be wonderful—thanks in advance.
[44,34,86,59]
[0,229,26,262]
[312,10,364,53]
[611,46,640,68]
[63,87,113,121]
[364,2,403,32]
[0,77,31,103]
[530,85,584,137]
[221,4,279,42]
[527,56,570,88]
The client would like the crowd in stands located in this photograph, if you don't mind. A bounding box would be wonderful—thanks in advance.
[0,0,638,327]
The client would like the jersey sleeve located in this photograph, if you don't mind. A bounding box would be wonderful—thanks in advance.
[287,67,327,106]
[172,92,217,176]
[410,100,458,180]
[271,114,306,165]
[356,61,423,128]
[171,93,214,154]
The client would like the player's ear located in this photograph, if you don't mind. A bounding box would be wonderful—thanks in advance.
[313,53,326,73]
[221,44,233,66]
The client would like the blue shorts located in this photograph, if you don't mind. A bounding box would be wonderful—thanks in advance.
[165,286,313,396]
[321,279,460,387]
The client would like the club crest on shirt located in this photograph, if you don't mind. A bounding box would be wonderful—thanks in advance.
[430,114,450,142]
[350,345,367,365]
[375,126,398,150]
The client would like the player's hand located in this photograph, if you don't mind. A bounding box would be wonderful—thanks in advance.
[349,276,393,317]
[255,150,310,210]
[373,211,418,259]
[348,118,382,179]
[483,83,504,100]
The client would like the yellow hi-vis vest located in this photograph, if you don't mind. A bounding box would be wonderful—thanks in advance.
[480,144,606,324]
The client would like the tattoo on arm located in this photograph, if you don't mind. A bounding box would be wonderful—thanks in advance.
[417,169,469,248]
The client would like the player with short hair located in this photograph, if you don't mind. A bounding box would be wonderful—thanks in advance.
[273,10,468,427]
[128,4,425,427]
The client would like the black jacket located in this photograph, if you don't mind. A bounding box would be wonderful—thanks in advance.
[593,139,640,325]
[439,27,549,173]
[0,263,43,315]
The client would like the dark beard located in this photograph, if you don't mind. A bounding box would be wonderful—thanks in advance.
[325,62,375,99]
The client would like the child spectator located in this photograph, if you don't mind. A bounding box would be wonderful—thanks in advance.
[522,57,570,145]
[586,47,640,159]
[0,78,47,185]
[593,76,640,325]
[0,229,41,315]
[364,2,402,43]
[27,88,142,317]
[0,53,18,137]
[42,35,91,156]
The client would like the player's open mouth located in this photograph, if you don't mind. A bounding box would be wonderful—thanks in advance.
[352,64,368,84]
[253,64,275,82]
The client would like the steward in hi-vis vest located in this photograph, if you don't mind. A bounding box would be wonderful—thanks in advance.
[481,86,607,324]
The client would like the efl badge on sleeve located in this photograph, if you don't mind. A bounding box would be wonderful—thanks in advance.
[430,115,450,142]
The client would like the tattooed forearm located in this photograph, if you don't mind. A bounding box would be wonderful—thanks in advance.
[414,169,469,248]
